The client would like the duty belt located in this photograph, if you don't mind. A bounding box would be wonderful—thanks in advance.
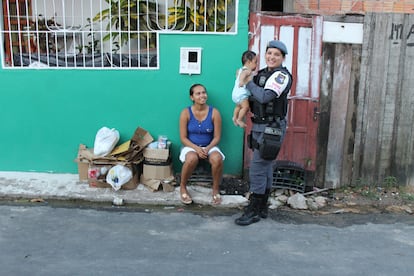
[251,115,284,124]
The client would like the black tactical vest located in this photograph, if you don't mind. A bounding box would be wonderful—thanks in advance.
[249,66,292,124]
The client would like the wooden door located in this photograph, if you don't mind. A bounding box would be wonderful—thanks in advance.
[244,13,323,171]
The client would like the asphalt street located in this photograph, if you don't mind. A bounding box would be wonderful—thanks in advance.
[1,204,414,276]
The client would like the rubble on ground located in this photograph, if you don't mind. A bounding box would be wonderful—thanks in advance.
[220,177,414,214]
[271,189,328,211]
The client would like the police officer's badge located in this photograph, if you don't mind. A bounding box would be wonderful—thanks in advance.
[259,75,267,87]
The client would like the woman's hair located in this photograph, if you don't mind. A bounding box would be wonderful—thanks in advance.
[241,50,256,65]
[189,83,206,96]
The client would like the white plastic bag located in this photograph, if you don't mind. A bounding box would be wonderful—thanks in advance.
[106,165,133,191]
[93,127,120,157]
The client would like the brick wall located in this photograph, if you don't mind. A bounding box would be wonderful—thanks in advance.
[293,0,414,15]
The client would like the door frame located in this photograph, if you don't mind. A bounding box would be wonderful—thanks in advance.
[244,13,323,173]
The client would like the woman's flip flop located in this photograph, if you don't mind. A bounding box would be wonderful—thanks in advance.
[212,194,222,205]
[180,193,193,205]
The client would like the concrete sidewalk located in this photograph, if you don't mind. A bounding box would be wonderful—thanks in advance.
[0,171,248,207]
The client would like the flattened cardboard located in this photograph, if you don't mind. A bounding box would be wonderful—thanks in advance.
[140,175,176,192]
[110,140,131,156]
[131,127,153,149]
[75,144,118,163]
[161,182,175,192]
[140,176,161,192]
[110,127,153,163]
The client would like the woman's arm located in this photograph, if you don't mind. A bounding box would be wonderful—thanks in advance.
[205,108,222,152]
[179,108,194,147]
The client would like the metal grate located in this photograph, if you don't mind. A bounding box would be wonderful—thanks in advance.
[272,161,307,193]
[1,0,237,69]
[175,159,213,184]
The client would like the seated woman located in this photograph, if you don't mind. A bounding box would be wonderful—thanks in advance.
[178,84,225,205]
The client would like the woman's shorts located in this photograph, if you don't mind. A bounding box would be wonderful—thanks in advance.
[179,146,225,163]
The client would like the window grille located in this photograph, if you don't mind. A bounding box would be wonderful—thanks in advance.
[1,0,237,69]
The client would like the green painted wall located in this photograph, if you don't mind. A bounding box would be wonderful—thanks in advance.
[0,2,249,176]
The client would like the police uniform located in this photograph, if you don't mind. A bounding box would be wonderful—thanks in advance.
[235,40,292,226]
[247,66,292,195]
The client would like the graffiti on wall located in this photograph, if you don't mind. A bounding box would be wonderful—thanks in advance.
[389,23,414,46]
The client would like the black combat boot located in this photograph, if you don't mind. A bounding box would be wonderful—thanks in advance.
[259,189,270,219]
[235,193,263,226]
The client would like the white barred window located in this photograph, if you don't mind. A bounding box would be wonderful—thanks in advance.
[1,0,237,69]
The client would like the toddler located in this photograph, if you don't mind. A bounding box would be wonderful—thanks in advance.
[231,50,257,128]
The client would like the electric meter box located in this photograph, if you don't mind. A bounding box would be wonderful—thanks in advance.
[179,47,202,75]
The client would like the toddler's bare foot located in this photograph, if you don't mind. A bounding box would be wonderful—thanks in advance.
[236,120,246,128]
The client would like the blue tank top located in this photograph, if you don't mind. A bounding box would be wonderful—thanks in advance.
[187,106,214,147]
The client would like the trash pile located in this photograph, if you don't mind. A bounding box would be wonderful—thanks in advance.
[74,126,174,192]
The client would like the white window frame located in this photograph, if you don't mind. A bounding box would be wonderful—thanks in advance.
[0,0,238,70]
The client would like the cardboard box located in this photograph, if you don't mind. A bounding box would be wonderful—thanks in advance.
[143,161,173,180]
[88,163,140,190]
[143,147,169,161]
[74,144,92,181]
[76,161,89,181]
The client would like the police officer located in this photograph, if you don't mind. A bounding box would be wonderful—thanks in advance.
[235,40,293,226]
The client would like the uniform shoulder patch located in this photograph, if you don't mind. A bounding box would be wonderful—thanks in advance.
[275,72,287,84]
[264,70,290,96]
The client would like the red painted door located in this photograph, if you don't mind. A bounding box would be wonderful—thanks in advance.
[244,13,323,171]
